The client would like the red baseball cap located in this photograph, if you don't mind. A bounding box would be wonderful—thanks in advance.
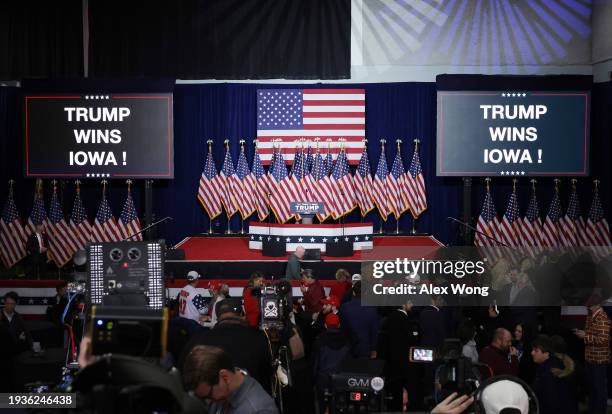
[325,313,340,328]
[321,295,340,308]
[208,281,222,291]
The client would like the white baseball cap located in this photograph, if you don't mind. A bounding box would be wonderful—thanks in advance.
[186,270,201,281]
[481,380,530,414]
[351,274,361,283]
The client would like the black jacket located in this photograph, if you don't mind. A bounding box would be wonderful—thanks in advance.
[179,318,273,393]
[312,328,351,390]
[532,354,579,414]
[377,309,420,381]
[0,311,32,356]
[419,306,446,349]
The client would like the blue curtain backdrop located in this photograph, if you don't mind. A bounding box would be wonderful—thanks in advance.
[1,81,611,249]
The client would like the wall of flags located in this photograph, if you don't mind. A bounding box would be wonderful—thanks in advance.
[0,180,141,269]
[1,82,611,255]
[197,138,427,225]
[475,179,611,261]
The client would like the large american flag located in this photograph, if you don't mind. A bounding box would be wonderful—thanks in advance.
[475,191,502,247]
[118,191,142,241]
[256,89,366,164]
[219,146,239,218]
[252,146,269,221]
[541,191,562,248]
[499,191,521,247]
[267,147,294,223]
[310,150,335,221]
[70,189,92,249]
[585,188,611,259]
[47,190,78,267]
[388,148,410,219]
[92,194,121,242]
[0,190,27,268]
[521,189,543,257]
[354,147,375,216]
[372,147,390,219]
[330,147,356,219]
[197,147,223,219]
[406,143,427,218]
[560,187,587,247]
[235,145,257,219]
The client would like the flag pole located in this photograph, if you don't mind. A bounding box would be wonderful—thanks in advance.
[411,139,421,235]
[395,139,402,235]
[224,139,232,235]
[379,139,386,235]
[239,139,246,235]
[207,140,214,234]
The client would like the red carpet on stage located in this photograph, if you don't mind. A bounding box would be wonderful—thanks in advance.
[175,235,444,261]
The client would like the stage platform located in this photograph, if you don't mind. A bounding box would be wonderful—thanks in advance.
[167,235,444,279]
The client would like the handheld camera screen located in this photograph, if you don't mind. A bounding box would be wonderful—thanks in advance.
[410,347,434,362]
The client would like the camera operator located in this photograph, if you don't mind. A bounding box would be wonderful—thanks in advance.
[183,345,278,414]
[179,299,273,394]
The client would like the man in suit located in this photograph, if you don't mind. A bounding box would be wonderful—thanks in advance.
[26,224,48,279]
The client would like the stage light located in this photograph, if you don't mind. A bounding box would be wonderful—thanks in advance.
[96,320,103,326]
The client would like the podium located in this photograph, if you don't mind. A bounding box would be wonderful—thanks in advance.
[249,222,374,254]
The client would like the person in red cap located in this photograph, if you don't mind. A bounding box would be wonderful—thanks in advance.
[208,281,230,327]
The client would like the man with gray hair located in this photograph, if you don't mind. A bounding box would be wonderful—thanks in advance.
[285,246,305,280]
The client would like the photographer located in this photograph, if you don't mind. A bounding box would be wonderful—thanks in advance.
[183,345,278,414]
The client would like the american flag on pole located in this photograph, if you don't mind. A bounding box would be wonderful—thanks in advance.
[70,185,92,249]
[330,147,356,219]
[47,188,79,267]
[268,147,294,223]
[406,142,427,218]
[27,184,48,235]
[559,185,587,247]
[289,146,308,203]
[585,185,611,259]
[520,186,543,257]
[323,145,334,176]
[118,187,142,241]
[354,146,375,216]
[309,150,335,221]
[372,144,391,220]
[235,144,257,219]
[219,144,239,218]
[499,190,521,247]
[304,144,314,172]
[197,143,223,219]
[475,189,503,248]
[92,187,121,242]
[0,186,28,268]
[388,145,410,219]
[252,144,269,221]
[541,189,562,248]
[256,89,366,164]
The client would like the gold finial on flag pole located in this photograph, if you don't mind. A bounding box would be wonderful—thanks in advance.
[570,178,577,191]
[512,178,518,192]
[126,179,132,193]
[484,177,491,192]
[530,178,536,192]
[553,178,561,192]
[593,179,600,191]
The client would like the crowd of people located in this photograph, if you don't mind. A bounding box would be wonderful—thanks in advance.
[168,251,611,413]
[1,248,611,414]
